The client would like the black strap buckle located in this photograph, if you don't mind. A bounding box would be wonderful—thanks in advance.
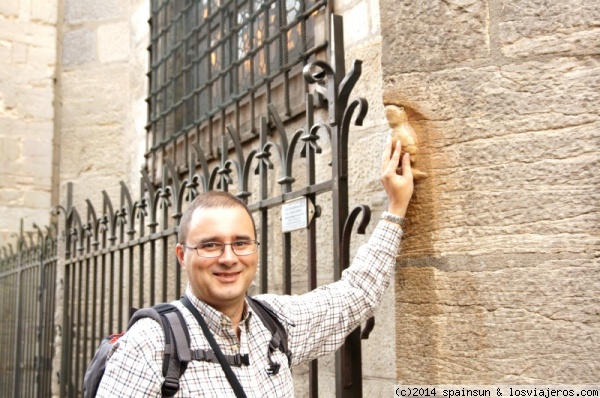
[161,376,180,396]
[266,363,280,375]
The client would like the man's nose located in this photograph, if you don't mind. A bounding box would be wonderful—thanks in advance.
[218,244,238,264]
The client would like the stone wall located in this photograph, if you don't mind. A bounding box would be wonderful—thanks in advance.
[380,0,600,384]
[57,0,149,211]
[49,1,150,396]
[0,0,57,247]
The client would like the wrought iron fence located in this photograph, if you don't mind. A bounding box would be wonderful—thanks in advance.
[0,223,58,398]
[0,13,375,398]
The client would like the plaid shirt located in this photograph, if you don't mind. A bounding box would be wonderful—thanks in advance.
[96,220,402,397]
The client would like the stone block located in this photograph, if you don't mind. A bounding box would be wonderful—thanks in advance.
[0,17,57,47]
[31,0,58,24]
[0,136,21,162]
[60,65,130,128]
[21,137,54,159]
[0,189,23,205]
[22,188,51,209]
[97,22,130,63]
[64,0,122,23]
[342,2,370,46]
[396,253,600,383]
[0,0,19,16]
[59,123,128,183]
[382,57,600,130]
[0,209,22,243]
[0,41,10,63]
[499,0,600,57]
[28,44,56,68]
[380,0,489,74]
[14,85,54,119]
[0,118,54,141]
[131,3,150,50]
[11,42,27,63]
[62,28,96,66]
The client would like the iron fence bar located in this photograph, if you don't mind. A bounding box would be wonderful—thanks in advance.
[150,238,157,305]
[258,116,270,293]
[21,264,29,398]
[161,235,169,303]
[118,246,125,331]
[127,245,134,317]
[13,227,23,398]
[35,243,45,398]
[304,93,319,398]
[25,264,35,398]
[31,262,39,397]
[83,256,91,380]
[138,242,145,308]
[74,258,83,397]
[90,255,98,366]
[45,259,55,397]
[3,271,18,396]
[39,255,49,398]
[245,180,333,211]
[108,251,115,336]
[59,258,70,398]
[99,250,107,341]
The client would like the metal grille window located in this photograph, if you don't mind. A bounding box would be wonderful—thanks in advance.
[147,0,329,178]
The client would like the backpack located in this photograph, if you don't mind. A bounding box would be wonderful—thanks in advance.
[83,296,290,397]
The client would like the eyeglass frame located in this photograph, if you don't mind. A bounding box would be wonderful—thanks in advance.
[183,240,260,258]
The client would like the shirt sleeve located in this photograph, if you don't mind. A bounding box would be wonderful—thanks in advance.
[95,318,165,397]
[257,220,402,365]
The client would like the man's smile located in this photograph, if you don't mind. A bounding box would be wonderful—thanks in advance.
[212,270,242,283]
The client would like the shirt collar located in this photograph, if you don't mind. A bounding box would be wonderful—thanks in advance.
[184,286,252,334]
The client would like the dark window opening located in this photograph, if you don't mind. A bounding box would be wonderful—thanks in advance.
[146,0,329,180]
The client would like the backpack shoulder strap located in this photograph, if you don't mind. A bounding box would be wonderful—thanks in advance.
[129,303,191,397]
[247,297,292,368]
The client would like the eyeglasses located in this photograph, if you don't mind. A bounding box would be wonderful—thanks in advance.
[184,240,260,258]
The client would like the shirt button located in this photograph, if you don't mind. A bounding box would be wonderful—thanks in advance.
[221,319,228,326]
[232,344,239,351]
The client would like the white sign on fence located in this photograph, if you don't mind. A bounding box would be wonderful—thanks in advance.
[281,197,315,233]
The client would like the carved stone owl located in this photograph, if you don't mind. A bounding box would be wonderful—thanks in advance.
[384,104,428,180]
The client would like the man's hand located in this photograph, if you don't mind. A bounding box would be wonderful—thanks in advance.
[380,138,414,217]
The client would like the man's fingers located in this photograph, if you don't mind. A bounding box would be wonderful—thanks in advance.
[386,141,402,174]
[381,138,393,173]
[401,153,413,179]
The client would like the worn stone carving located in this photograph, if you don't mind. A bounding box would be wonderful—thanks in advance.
[384,104,428,179]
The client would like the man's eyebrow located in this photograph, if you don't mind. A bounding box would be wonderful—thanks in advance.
[196,235,253,243]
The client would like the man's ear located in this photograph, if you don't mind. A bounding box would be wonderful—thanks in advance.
[176,243,185,268]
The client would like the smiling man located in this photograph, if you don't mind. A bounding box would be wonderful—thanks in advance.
[95,139,413,397]
[177,194,259,338]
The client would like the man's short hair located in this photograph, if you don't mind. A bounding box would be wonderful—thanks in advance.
[177,190,256,244]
